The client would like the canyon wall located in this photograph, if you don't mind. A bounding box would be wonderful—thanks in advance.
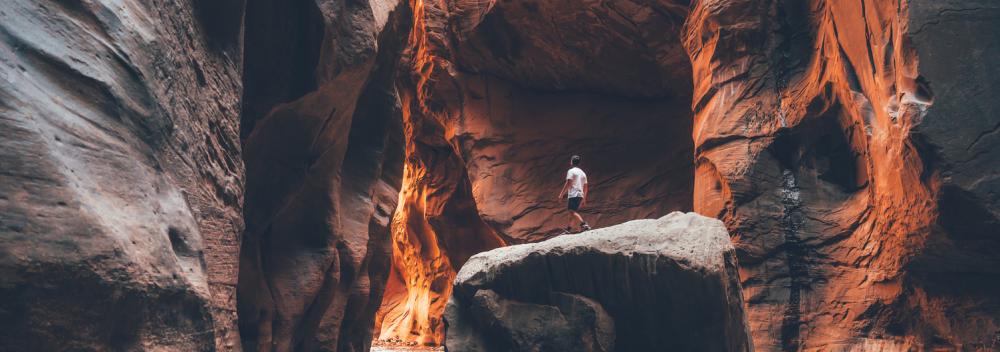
[0,0,245,350]
[236,0,408,350]
[375,0,696,344]
[383,0,1000,349]
[686,0,1000,350]
[0,0,996,351]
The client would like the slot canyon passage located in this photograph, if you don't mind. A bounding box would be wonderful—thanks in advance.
[0,0,999,352]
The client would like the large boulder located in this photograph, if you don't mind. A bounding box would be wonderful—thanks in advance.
[444,212,752,352]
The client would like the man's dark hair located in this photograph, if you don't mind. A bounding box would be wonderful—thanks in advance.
[571,155,581,166]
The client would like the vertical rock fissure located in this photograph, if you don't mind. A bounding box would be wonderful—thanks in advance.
[777,168,806,351]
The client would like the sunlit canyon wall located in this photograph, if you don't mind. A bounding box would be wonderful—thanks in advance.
[0,0,997,351]
[378,0,1000,350]
[686,0,999,349]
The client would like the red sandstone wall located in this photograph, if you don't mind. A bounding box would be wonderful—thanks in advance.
[376,0,695,344]
[685,0,999,349]
[1,0,996,350]
[381,0,1000,349]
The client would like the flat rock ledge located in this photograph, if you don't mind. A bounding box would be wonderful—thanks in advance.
[444,212,753,352]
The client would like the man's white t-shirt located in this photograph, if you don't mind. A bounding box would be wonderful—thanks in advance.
[566,167,587,198]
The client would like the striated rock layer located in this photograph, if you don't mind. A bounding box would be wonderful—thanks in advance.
[235,0,409,350]
[376,0,696,344]
[0,0,245,350]
[685,0,1000,350]
[444,212,752,352]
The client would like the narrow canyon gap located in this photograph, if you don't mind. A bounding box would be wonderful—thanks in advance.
[373,0,1000,349]
[236,0,408,351]
[0,0,997,351]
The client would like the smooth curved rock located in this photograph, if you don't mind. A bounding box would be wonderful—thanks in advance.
[235,0,409,350]
[444,212,752,352]
[0,0,244,350]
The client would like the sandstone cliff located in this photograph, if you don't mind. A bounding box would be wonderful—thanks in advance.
[236,0,409,351]
[381,0,1000,350]
[0,0,245,349]
[1,0,997,351]
[686,0,1000,349]
[375,0,696,344]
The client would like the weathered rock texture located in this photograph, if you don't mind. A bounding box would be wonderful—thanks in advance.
[376,0,696,344]
[2,0,998,350]
[446,290,616,352]
[0,0,244,350]
[444,212,752,352]
[384,0,1000,350]
[686,0,1000,350]
[234,0,409,351]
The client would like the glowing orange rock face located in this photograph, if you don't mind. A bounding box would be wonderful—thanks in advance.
[3,0,996,350]
[375,90,508,345]
[686,0,999,350]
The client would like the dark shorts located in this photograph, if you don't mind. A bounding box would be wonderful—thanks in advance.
[567,197,583,211]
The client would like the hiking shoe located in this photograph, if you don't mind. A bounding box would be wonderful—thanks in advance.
[559,227,573,235]
[581,223,591,231]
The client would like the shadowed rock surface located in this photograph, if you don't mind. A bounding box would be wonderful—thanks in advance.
[235,0,409,351]
[444,212,751,352]
[0,0,245,350]
[445,291,615,352]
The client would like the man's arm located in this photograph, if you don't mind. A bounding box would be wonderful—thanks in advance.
[581,182,589,206]
[558,179,571,199]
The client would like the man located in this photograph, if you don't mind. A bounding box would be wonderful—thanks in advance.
[558,155,591,233]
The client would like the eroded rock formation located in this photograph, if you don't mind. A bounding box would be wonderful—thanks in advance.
[376,0,696,344]
[235,0,408,350]
[444,212,752,352]
[685,0,1000,349]
[1,0,997,350]
[0,0,244,350]
[384,0,1000,349]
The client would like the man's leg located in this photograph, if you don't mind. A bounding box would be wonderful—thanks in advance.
[567,197,589,232]
[574,211,591,230]
[566,197,579,232]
